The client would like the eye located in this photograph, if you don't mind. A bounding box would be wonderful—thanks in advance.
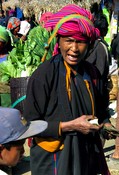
[65,39,74,43]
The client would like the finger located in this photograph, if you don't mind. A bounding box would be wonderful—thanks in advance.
[90,124,100,130]
[86,115,97,121]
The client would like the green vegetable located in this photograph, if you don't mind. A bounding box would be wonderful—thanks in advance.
[0,25,56,83]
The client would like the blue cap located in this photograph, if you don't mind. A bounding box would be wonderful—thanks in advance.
[0,107,48,144]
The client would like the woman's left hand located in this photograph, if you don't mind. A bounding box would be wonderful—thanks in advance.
[101,122,117,140]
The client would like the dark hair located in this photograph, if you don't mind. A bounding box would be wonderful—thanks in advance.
[2,140,25,151]
[94,13,108,37]
[90,2,99,14]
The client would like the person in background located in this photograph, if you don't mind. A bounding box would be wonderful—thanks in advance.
[111,33,119,62]
[86,13,112,146]
[0,25,12,107]
[86,13,111,85]
[24,4,113,175]
[39,11,53,27]
[15,6,24,21]
[17,19,31,41]
[7,7,16,18]
[0,25,11,61]
[0,10,7,27]
[0,107,47,175]
[7,17,21,45]
[90,2,102,18]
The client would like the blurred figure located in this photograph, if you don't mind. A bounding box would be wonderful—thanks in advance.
[0,25,12,107]
[86,13,111,147]
[0,10,7,27]
[111,33,119,61]
[39,12,53,27]
[18,19,31,41]
[7,17,21,45]
[86,13,110,76]
[0,25,11,60]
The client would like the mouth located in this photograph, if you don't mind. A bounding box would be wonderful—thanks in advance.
[67,54,79,62]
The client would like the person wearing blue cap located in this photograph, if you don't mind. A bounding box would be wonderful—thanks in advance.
[0,107,47,175]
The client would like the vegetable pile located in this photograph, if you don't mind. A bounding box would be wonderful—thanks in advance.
[0,25,56,83]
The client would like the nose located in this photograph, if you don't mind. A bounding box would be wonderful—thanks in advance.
[71,42,79,52]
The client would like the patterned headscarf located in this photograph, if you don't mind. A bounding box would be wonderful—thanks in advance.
[45,5,100,40]
[0,25,9,43]
[7,17,21,30]
[40,12,53,25]
[42,4,100,60]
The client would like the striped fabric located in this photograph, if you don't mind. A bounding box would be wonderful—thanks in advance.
[43,4,100,57]
[45,4,100,42]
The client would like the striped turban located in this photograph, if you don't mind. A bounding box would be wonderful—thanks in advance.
[41,4,100,60]
[45,4,100,42]
[40,12,53,25]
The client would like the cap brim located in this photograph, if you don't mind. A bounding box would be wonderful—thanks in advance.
[17,120,48,140]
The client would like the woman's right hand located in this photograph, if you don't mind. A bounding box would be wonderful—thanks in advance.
[61,115,103,135]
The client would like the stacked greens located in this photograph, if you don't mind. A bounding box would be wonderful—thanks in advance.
[0,25,56,83]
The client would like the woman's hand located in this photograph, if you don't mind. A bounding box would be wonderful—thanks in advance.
[61,115,103,135]
[101,122,117,140]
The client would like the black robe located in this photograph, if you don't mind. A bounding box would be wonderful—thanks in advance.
[24,54,110,175]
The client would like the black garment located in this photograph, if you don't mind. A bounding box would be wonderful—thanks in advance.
[24,54,110,175]
[86,38,110,77]
[0,16,7,27]
[111,33,119,61]
[86,38,110,114]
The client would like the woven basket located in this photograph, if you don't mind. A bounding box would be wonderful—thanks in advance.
[10,77,29,114]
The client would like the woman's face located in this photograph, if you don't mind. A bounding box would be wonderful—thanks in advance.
[59,36,89,66]
[12,26,20,36]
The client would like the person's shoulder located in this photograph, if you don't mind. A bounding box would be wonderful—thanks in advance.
[31,54,62,76]
[84,61,100,78]
[96,38,109,53]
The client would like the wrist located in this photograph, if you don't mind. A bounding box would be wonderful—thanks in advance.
[60,120,74,132]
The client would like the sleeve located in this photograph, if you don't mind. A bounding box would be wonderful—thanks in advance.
[24,62,60,138]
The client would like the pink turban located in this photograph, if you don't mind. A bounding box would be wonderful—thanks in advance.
[40,12,53,25]
[42,4,100,59]
[45,4,100,42]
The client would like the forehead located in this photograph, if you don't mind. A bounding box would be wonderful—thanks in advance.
[59,36,89,43]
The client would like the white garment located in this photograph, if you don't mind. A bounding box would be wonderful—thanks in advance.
[18,20,31,36]
[0,169,8,175]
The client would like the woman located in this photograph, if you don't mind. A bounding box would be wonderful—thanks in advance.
[7,17,21,45]
[24,4,112,175]
[0,25,11,61]
[0,25,11,107]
